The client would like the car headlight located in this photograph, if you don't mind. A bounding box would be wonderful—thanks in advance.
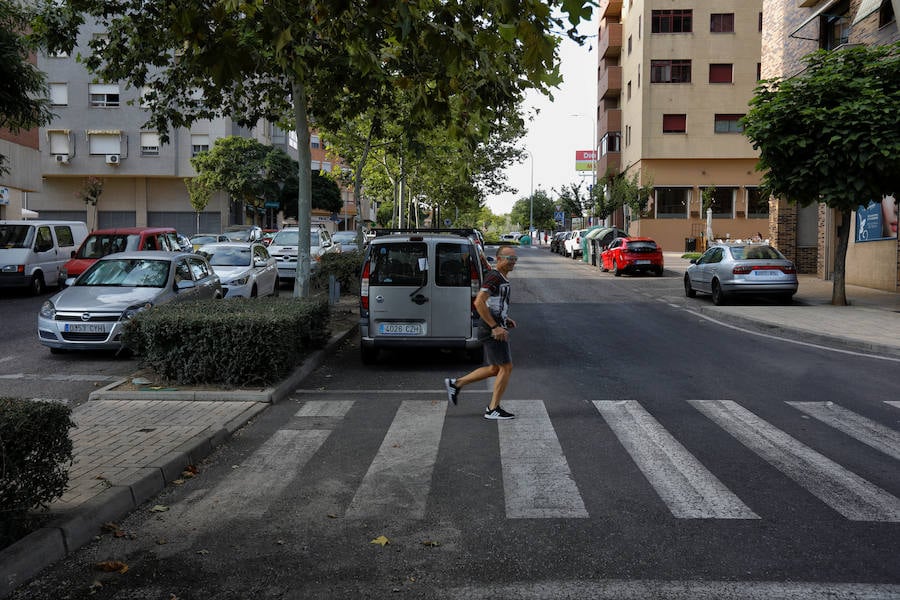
[228,276,249,286]
[39,300,56,319]
[122,302,153,320]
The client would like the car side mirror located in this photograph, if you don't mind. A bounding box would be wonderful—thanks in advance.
[690,258,698,264]
[254,258,267,267]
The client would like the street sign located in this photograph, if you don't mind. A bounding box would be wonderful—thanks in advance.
[444,218,452,226]
[554,211,565,223]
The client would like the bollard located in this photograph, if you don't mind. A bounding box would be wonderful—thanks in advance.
[329,275,340,305]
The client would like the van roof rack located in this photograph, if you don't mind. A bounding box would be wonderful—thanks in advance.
[373,228,477,237]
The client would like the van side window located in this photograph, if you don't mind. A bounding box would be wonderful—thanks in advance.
[54,226,75,248]
[35,227,54,252]
[436,243,469,287]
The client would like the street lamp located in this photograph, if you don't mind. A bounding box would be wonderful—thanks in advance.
[526,150,534,235]
[571,113,598,224]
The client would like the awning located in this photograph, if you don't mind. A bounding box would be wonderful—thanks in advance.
[789,0,843,39]
[86,129,122,136]
[22,208,39,219]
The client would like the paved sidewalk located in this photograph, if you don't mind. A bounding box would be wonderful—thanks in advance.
[3,251,899,597]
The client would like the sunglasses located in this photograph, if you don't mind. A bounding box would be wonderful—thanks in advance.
[500,255,518,262]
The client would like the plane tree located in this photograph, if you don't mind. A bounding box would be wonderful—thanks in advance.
[67,0,594,296]
[742,42,900,306]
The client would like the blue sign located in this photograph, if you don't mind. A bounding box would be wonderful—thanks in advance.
[856,201,882,242]
[264,201,280,208]
[554,211,565,222]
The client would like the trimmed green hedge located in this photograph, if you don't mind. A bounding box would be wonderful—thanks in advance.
[313,250,364,294]
[122,297,331,386]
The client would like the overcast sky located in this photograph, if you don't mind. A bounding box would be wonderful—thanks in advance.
[484,14,599,216]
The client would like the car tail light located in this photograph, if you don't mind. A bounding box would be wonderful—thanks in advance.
[733,265,793,275]
[781,265,797,274]
[360,260,370,310]
[732,265,753,274]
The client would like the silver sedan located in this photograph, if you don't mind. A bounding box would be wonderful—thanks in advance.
[684,243,798,305]
[197,241,278,298]
[37,251,222,353]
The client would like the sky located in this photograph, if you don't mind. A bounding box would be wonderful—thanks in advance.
[484,14,599,216]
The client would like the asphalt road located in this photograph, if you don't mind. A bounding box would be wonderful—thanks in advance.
[9,249,900,599]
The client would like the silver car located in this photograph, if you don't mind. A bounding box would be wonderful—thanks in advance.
[268,226,341,284]
[37,251,222,353]
[198,241,278,298]
[684,243,798,305]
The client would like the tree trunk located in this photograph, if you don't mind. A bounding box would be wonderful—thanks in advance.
[830,209,850,306]
[292,81,312,299]
[353,122,375,244]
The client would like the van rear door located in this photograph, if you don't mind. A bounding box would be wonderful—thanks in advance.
[367,241,431,338]
[430,242,475,339]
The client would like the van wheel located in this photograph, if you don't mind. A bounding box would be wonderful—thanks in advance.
[361,345,378,365]
[29,272,46,296]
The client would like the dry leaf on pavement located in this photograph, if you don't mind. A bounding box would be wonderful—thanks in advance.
[370,535,390,546]
[95,561,129,574]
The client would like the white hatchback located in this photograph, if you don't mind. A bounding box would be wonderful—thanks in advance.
[197,242,278,298]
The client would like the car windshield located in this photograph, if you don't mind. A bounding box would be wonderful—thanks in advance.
[200,247,251,267]
[191,235,219,245]
[77,258,170,287]
[731,245,783,260]
[77,234,141,258]
[224,230,252,241]
[0,225,34,249]
[333,232,356,242]
[627,241,658,251]
[271,231,320,246]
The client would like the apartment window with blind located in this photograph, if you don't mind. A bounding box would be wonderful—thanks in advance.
[650,60,691,83]
[710,13,735,32]
[652,9,692,33]
[89,83,120,108]
[141,132,160,156]
[48,130,71,156]
[662,114,686,133]
[191,134,210,156]
[49,83,68,106]
[714,114,744,133]
[709,64,733,84]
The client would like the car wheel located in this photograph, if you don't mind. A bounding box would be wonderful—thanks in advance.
[250,285,258,298]
[654,266,664,277]
[271,282,279,297]
[684,274,697,298]
[361,345,378,365]
[613,260,621,276]
[711,280,727,306]
[30,272,45,296]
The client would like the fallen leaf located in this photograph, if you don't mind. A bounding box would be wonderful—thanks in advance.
[95,560,129,574]
[156,538,168,545]
[150,504,169,513]
[370,535,390,547]
[326,513,338,519]
[172,479,185,485]
[196,549,209,555]
[421,540,440,547]
[94,475,108,481]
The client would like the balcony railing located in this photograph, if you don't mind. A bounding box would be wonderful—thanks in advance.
[599,22,622,58]
[598,65,622,98]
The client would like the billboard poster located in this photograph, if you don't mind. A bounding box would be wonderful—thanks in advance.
[575,150,596,172]
[856,196,898,242]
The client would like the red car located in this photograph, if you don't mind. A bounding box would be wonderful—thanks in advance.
[600,236,664,276]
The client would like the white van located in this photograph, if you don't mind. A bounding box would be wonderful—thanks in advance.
[0,220,88,294]
[359,228,487,364]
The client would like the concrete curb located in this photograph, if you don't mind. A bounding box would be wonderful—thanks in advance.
[0,324,357,599]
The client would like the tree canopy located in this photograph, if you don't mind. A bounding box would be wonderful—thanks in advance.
[743,41,900,305]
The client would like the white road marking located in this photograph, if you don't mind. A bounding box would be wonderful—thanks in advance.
[440,579,900,599]
[594,400,758,519]
[295,389,491,394]
[691,400,900,521]
[345,400,446,519]
[887,401,900,410]
[788,401,900,461]
[295,400,354,417]
[499,400,589,519]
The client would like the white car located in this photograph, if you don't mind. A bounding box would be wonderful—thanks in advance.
[197,242,278,298]
[267,227,341,285]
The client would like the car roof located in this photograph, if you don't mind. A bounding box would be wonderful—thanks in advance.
[86,227,176,235]
[197,241,258,248]
[96,250,195,260]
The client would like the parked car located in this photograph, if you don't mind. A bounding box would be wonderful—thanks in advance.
[0,220,88,295]
[189,233,229,251]
[600,237,664,276]
[59,227,180,286]
[550,231,569,254]
[37,251,222,353]
[223,225,263,242]
[564,228,591,258]
[267,226,341,285]
[260,229,278,246]
[198,241,278,298]
[684,243,798,305]
[359,228,484,364]
[500,232,521,242]
[331,230,362,253]
[176,234,193,252]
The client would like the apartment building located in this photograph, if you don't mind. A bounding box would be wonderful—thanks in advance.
[597,0,767,255]
[0,52,42,221]
[763,0,898,290]
[24,19,369,235]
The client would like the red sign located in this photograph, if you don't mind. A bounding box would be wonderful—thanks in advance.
[575,150,597,161]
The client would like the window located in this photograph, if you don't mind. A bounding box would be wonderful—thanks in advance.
[191,134,210,156]
[880,0,895,27]
[310,134,320,149]
[627,35,632,54]
[709,64,733,83]
[48,130,70,155]
[662,114,686,133]
[627,81,632,100]
[746,188,769,219]
[704,187,736,218]
[625,125,631,147]
[759,12,763,31]
[757,63,762,81]
[714,114,744,133]
[650,60,691,83]
[141,132,160,156]
[600,133,620,155]
[710,13,735,32]
[54,226,75,248]
[89,83,120,108]
[87,131,121,155]
[651,9,692,33]
[436,243,471,287]
[655,187,689,218]
[49,83,68,106]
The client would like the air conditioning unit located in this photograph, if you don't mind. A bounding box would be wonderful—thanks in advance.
[105,154,120,165]
[55,154,70,164]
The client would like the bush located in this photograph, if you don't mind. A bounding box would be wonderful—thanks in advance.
[313,250,364,295]
[122,297,331,386]
[0,398,74,543]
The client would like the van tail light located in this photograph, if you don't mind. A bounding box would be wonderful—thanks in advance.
[360,260,371,310]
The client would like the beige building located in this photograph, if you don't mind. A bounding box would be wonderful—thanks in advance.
[597,0,767,255]
[762,0,898,290]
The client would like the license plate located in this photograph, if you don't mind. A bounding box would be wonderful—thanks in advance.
[752,270,779,277]
[636,260,651,265]
[64,322,110,333]
[379,322,424,336]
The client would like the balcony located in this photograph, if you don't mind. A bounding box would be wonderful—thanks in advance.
[601,0,623,18]
[597,151,621,177]
[599,22,622,58]
[599,108,621,136]
[598,65,622,98]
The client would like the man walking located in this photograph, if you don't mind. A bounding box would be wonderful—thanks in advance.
[444,246,518,420]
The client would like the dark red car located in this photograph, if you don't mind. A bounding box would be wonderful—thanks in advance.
[600,236,664,276]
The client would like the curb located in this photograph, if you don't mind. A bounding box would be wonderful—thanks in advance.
[0,324,357,599]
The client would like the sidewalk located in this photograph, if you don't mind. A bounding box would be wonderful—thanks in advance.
[3,253,899,597]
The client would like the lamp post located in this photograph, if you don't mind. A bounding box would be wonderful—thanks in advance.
[571,113,597,224]
[527,150,534,236]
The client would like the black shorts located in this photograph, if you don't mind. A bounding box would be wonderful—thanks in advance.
[479,326,512,365]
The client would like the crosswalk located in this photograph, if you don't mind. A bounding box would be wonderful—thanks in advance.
[232,396,900,523]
